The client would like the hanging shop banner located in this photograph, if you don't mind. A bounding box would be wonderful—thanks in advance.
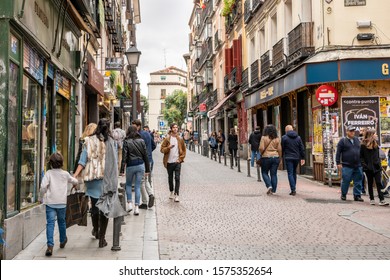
[341,96,380,142]
[88,61,104,96]
[105,58,123,70]
[379,97,390,147]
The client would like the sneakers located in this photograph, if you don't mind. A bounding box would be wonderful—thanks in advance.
[289,191,296,196]
[139,204,148,209]
[341,195,346,201]
[45,246,53,257]
[148,194,155,208]
[370,200,375,205]
[379,200,389,206]
[266,187,272,195]
[59,237,67,248]
[134,205,139,215]
[128,201,133,212]
[169,191,175,199]
[174,195,180,202]
[354,196,364,202]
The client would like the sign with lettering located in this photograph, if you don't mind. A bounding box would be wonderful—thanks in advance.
[88,61,104,96]
[316,85,338,106]
[341,96,380,142]
[105,58,123,70]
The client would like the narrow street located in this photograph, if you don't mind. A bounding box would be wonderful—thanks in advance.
[153,148,390,260]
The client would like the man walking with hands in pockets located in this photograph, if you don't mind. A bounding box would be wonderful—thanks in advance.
[160,123,186,202]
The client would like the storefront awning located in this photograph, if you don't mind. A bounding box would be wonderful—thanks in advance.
[207,92,235,118]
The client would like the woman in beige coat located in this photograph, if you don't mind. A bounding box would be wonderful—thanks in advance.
[259,124,282,195]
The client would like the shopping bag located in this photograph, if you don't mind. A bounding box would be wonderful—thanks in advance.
[66,192,87,228]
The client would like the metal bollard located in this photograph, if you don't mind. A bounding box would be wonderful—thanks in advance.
[200,145,203,156]
[111,214,122,251]
[230,153,233,169]
[256,165,262,182]
[247,159,251,177]
[118,184,126,225]
[237,156,241,172]
[224,152,227,166]
[214,151,217,161]
[197,144,200,154]
[218,152,221,164]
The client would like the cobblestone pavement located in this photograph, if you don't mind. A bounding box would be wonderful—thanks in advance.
[153,147,390,260]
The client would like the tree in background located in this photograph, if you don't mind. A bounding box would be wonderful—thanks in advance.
[162,90,187,128]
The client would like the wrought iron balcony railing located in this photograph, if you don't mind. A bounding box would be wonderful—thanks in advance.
[250,60,259,87]
[287,22,314,66]
[260,50,272,82]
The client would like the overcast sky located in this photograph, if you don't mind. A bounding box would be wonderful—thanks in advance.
[136,0,193,96]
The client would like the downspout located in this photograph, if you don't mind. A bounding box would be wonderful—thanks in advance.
[52,0,66,53]
[17,0,27,18]
[57,0,70,58]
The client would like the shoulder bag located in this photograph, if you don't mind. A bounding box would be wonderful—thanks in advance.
[256,139,272,167]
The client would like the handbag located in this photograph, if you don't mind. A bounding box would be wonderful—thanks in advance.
[66,191,88,228]
[256,139,272,167]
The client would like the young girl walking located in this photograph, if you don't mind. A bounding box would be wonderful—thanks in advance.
[40,152,79,256]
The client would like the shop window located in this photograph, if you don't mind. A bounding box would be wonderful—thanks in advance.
[21,75,41,209]
[55,95,70,170]
[6,63,19,214]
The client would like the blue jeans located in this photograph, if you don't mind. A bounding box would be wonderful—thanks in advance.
[261,157,280,192]
[341,166,363,197]
[251,150,261,167]
[46,206,66,247]
[126,164,145,205]
[285,159,300,192]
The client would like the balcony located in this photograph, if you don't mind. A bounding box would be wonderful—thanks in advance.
[199,40,213,67]
[225,0,242,34]
[260,50,272,82]
[271,38,287,76]
[287,22,314,66]
[250,60,259,87]
[252,0,264,13]
[224,74,230,93]
[105,1,114,21]
[241,67,249,92]
[230,67,242,89]
[244,0,252,24]
[206,89,218,110]
[214,29,222,51]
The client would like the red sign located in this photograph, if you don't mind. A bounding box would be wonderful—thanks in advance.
[315,85,338,106]
[88,61,104,96]
[199,103,207,112]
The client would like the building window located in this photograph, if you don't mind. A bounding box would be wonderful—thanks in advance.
[161,89,166,99]
[161,76,166,80]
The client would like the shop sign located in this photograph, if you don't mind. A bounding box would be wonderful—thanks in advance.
[260,86,274,99]
[199,103,207,112]
[341,96,380,141]
[56,73,71,100]
[104,77,111,93]
[316,85,338,106]
[23,43,44,85]
[88,61,104,96]
[105,58,123,70]
[122,99,132,112]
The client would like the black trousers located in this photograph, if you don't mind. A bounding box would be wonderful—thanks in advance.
[365,170,385,201]
[167,162,182,195]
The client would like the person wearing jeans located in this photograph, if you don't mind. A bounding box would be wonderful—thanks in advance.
[259,125,282,195]
[281,125,305,196]
[125,163,145,212]
[336,125,364,202]
[167,162,182,196]
[249,126,262,167]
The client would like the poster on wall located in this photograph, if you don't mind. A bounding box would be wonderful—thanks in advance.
[312,106,323,155]
[380,97,390,148]
[341,96,380,143]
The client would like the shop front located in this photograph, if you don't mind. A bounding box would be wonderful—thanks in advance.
[245,52,390,180]
[0,0,81,259]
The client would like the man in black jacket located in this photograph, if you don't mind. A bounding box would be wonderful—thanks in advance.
[335,125,364,202]
[248,126,262,167]
[281,125,305,195]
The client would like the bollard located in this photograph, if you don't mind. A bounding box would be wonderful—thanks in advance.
[237,156,241,173]
[118,184,126,225]
[256,165,262,182]
[247,159,251,177]
[200,145,203,156]
[224,152,227,166]
[111,214,122,251]
[197,144,200,154]
[230,153,233,169]
[218,152,221,163]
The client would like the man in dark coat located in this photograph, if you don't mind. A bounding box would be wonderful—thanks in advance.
[248,126,262,167]
[335,125,364,202]
[281,125,305,196]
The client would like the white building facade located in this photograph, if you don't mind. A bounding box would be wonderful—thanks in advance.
[147,66,188,132]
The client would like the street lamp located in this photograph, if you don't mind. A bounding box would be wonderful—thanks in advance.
[125,45,141,121]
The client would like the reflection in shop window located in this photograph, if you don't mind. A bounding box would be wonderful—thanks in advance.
[21,75,41,209]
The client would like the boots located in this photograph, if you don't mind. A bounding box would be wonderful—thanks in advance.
[91,213,99,239]
[98,213,108,248]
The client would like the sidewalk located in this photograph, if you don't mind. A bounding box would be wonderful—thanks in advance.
[13,176,159,260]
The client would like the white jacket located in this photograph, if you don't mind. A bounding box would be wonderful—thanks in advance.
[40,169,78,205]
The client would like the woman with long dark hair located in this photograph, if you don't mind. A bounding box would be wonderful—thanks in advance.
[259,124,282,195]
[120,125,150,215]
[74,118,127,248]
[360,129,389,206]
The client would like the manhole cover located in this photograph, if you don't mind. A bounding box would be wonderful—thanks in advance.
[235,194,262,197]
[305,198,353,204]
